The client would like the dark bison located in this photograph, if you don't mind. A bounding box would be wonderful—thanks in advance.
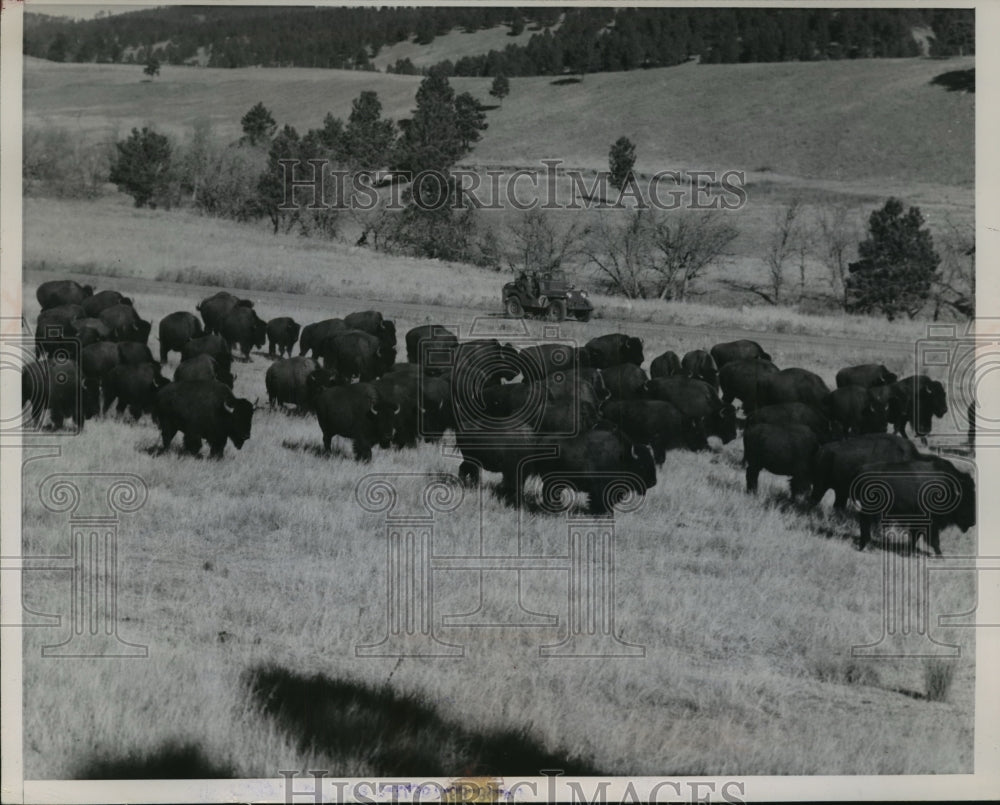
[809,434,921,509]
[759,367,831,409]
[888,375,948,443]
[266,317,301,358]
[72,317,112,347]
[853,456,975,555]
[513,427,657,515]
[547,367,609,405]
[645,377,737,444]
[22,357,84,429]
[266,356,320,411]
[36,280,93,310]
[36,304,85,355]
[153,380,255,458]
[158,312,204,364]
[221,306,268,361]
[373,372,425,448]
[81,290,131,318]
[81,341,120,385]
[174,354,231,386]
[745,402,837,442]
[345,311,396,367]
[601,399,707,461]
[649,350,682,379]
[710,339,772,369]
[197,292,254,335]
[681,349,718,389]
[836,363,898,390]
[405,325,459,366]
[99,304,151,343]
[518,343,586,383]
[743,423,819,496]
[719,358,779,412]
[600,363,649,401]
[319,330,384,381]
[299,318,347,357]
[309,374,398,461]
[384,364,454,440]
[181,334,233,379]
[102,362,169,421]
[117,342,156,366]
[584,334,644,369]
[822,386,888,436]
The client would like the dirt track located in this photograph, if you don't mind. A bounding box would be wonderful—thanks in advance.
[23,268,918,359]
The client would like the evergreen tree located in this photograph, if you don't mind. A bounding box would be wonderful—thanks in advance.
[454,93,488,150]
[109,127,172,208]
[395,69,464,180]
[489,74,510,103]
[342,91,395,172]
[608,136,637,191]
[845,198,940,320]
[241,102,277,147]
[143,57,160,77]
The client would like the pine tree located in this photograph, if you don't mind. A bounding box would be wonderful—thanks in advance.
[395,69,464,179]
[608,136,637,191]
[454,93,488,150]
[342,91,395,172]
[109,127,172,208]
[489,74,510,103]
[845,198,940,320]
[143,57,160,78]
[241,102,277,147]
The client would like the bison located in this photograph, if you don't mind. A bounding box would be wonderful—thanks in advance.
[181,334,233,379]
[36,279,93,310]
[710,339,772,369]
[22,357,84,429]
[117,342,157,366]
[299,318,347,357]
[809,433,922,509]
[681,349,718,389]
[600,363,649,401]
[99,304,150,343]
[153,380,255,458]
[158,312,204,364]
[835,363,898,390]
[405,325,459,367]
[758,367,831,409]
[719,358,779,412]
[266,317,301,358]
[649,350,682,379]
[174,354,231,386]
[72,317,112,347]
[822,386,888,436]
[584,334,644,369]
[853,456,975,555]
[888,375,948,443]
[266,356,320,411]
[645,376,737,444]
[309,374,398,461]
[745,402,837,442]
[743,423,819,496]
[102,362,169,421]
[81,290,132,318]
[221,306,268,361]
[197,292,254,335]
[36,304,85,356]
[601,399,707,461]
[319,329,384,381]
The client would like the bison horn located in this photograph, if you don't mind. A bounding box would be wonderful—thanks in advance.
[631,444,639,459]
[393,403,401,414]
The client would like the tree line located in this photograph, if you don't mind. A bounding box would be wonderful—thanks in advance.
[27,7,972,72]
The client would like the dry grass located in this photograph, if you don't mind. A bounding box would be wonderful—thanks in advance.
[19,279,976,778]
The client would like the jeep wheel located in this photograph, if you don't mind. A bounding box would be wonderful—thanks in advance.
[546,299,566,322]
[505,297,525,318]
[574,310,592,323]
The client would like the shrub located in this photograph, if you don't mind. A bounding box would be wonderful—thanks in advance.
[109,127,173,208]
[923,658,956,702]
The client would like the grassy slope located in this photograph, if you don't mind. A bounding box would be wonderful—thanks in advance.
[24,55,974,191]
[370,23,543,71]
[20,280,976,778]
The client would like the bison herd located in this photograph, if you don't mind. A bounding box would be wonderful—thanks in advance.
[25,277,975,552]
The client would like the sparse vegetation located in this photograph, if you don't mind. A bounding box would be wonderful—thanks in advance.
[923,658,957,702]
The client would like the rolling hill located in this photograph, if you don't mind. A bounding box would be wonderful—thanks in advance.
[24,54,974,194]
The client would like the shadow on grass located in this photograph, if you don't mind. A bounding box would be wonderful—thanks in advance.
[281,438,351,459]
[243,664,601,776]
[74,740,234,778]
[930,69,974,93]
[550,77,582,86]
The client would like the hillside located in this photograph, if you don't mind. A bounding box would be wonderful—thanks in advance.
[24,55,974,191]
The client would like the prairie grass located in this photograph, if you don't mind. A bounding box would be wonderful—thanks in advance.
[18,281,975,778]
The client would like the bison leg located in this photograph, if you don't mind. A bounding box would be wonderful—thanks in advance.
[856,515,874,551]
[158,423,177,453]
[458,460,481,487]
[159,345,169,364]
[790,475,810,497]
[183,433,202,455]
[321,430,333,453]
[208,438,227,459]
[128,404,143,422]
[927,524,942,557]
[745,465,760,494]
[268,340,276,358]
[352,440,373,462]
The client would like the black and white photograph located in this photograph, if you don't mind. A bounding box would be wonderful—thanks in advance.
[1,2,997,802]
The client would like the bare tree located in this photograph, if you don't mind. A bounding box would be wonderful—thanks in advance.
[815,204,860,308]
[507,208,587,275]
[931,215,975,320]
[646,212,738,301]
[584,210,649,299]
[721,199,804,305]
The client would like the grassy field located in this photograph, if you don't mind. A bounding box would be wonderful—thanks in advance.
[19,220,976,777]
